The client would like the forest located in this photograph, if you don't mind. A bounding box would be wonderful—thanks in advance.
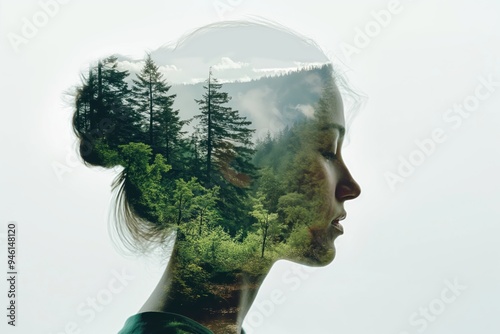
[73,54,335,304]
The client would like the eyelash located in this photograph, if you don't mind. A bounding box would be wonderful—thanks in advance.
[320,151,337,162]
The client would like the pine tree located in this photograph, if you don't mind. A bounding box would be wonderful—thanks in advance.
[194,69,256,187]
[194,69,257,233]
[249,193,279,258]
[74,56,141,164]
[184,130,203,179]
[98,56,141,148]
[75,66,97,136]
[158,96,186,171]
[132,54,181,160]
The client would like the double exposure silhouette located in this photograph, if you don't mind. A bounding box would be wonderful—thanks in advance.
[71,21,361,334]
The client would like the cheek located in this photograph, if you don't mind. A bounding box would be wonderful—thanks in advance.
[319,159,338,218]
[320,159,335,189]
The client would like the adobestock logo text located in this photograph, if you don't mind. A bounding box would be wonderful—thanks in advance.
[8,0,72,53]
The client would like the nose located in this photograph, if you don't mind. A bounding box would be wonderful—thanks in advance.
[335,164,361,202]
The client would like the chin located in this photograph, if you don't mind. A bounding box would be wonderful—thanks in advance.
[302,224,341,266]
[305,243,337,266]
[283,222,342,266]
[291,238,338,267]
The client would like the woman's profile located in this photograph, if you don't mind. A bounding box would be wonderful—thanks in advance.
[71,21,361,334]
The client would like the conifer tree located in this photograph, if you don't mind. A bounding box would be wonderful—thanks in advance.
[74,56,140,164]
[193,69,257,232]
[194,69,256,187]
[132,54,181,162]
[98,56,141,148]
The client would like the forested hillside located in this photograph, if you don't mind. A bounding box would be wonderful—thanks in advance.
[73,55,333,303]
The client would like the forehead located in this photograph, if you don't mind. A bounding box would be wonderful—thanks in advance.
[308,76,345,133]
[199,65,344,139]
[317,80,345,128]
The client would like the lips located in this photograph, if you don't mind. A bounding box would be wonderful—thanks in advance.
[330,213,346,234]
[331,220,344,233]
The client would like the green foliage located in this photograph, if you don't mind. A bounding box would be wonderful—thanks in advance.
[193,70,256,233]
[119,142,171,223]
[92,139,121,167]
[277,192,312,228]
[74,56,142,165]
[249,193,281,258]
[168,178,201,226]
[131,54,182,166]
[254,167,284,212]
[168,178,220,234]
[191,185,220,236]
[98,56,142,148]
[287,226,310,257]
[172,258,210,302]
[73,58,337,290]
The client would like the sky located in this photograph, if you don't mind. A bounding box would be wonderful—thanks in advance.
[1,1,499,333]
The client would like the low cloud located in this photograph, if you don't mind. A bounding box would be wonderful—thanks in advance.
[293,104,315,118]
[212,57,249,70]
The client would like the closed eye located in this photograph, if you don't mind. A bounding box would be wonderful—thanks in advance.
[320,150,337,162]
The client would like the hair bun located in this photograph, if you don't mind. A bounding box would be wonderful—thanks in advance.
[72,55,137,169]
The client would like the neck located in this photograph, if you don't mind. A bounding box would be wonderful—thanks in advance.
[139,243,270,334]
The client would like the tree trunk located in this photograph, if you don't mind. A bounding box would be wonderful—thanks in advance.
[206,70,212,186]
[261,222,268,258]
[177,195,183,225]
[198,211,204,236]
[149,74,153,147]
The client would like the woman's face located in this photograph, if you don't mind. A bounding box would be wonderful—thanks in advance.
[286,82,361,266]
[170,68,360,274]
[311,83,361,262]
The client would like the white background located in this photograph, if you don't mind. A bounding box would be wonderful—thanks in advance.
[1,1,499,333]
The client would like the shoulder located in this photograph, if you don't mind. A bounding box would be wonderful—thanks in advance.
[118,312,214,334]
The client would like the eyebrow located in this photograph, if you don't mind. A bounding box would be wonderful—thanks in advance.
[319,123,345,138]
